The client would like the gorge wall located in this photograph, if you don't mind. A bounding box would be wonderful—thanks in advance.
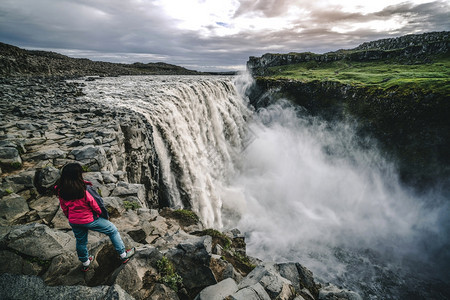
[246,31,450,191]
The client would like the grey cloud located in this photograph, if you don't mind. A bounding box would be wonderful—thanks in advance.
[0,0,448,71]
[234,0,300,18]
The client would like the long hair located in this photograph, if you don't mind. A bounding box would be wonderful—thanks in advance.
[56,163,86,200]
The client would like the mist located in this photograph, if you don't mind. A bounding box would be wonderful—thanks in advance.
[224,97,450,297]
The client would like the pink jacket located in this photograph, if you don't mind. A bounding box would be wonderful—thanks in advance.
[57,181,102,224]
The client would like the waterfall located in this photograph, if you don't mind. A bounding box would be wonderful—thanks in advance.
[79,74,449,298]
[79,75,250,227]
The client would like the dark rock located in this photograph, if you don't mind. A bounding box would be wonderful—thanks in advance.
[34,166,60,194]
[0,273,134,300]
[0,146,22,169]
[3,223,75,260]
[0,250,44,276]
[0,193,29,225]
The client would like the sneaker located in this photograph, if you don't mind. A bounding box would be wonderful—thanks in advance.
[81,255,94,272]
[121,247,136,264]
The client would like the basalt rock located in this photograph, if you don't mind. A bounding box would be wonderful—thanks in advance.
[0,76,362,300]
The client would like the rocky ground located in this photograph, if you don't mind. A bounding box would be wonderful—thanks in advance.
[0,76,361,300]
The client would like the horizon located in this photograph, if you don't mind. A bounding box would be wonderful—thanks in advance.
[1,0,449,72]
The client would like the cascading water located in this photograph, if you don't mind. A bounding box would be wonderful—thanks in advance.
[78,74,449,299]
[78,75,251,228]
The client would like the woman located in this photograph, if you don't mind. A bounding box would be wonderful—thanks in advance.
[55,162,135,272]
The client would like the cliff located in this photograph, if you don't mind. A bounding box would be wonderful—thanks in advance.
[247,31,450,76]
[0,77,363,299]
[0,42,202,77]
[246,31,450,190]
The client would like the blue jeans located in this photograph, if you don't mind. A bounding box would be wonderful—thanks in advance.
[70,218,125,263]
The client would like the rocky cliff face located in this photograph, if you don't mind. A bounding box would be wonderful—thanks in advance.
[247,31,450,76]
[0,43,202,77]
[0,77,362,299]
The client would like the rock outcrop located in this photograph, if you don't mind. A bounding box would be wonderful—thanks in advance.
[247,31,450,76]
[0,76,361,299]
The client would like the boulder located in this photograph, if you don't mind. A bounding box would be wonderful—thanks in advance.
[0,193,29,225]
[83,172,104,186]
[0,250,44,276]
[34,166,60,192]
[4,223,75,260]
[166,235,216,291]
[51,208,71,230]
[278,262,320,297]
[237,262,295,300]
[111,181,146,206]
[195,278,238,300]
[113,246,163,298]
[0,146,22,169]
[102,170,118,183]
[146,283,180,300]
[229,283,271,300]
[3,170,35,193]
[28,196,60,221]
[69,145,107,170]
[103,196,126,218]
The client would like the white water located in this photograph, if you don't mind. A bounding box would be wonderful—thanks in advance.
[78,75,449,298]
[78,75,250,228]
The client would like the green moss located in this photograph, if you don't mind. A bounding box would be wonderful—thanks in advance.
[173,209,200,225]
[10,161,22,170]
[5,188,13,194]
[196,229,232,250]
[266,57,450,94]
[222,251,256,276]
[156,256,183,292]
[123,200,140,210]
[81,165,91,172]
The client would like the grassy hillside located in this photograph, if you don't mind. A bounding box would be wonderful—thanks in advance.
[265,54,450,94]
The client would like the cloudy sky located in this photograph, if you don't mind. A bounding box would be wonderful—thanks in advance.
[0,0,449,71]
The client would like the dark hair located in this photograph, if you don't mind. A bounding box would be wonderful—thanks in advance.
[56,163,86,200]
